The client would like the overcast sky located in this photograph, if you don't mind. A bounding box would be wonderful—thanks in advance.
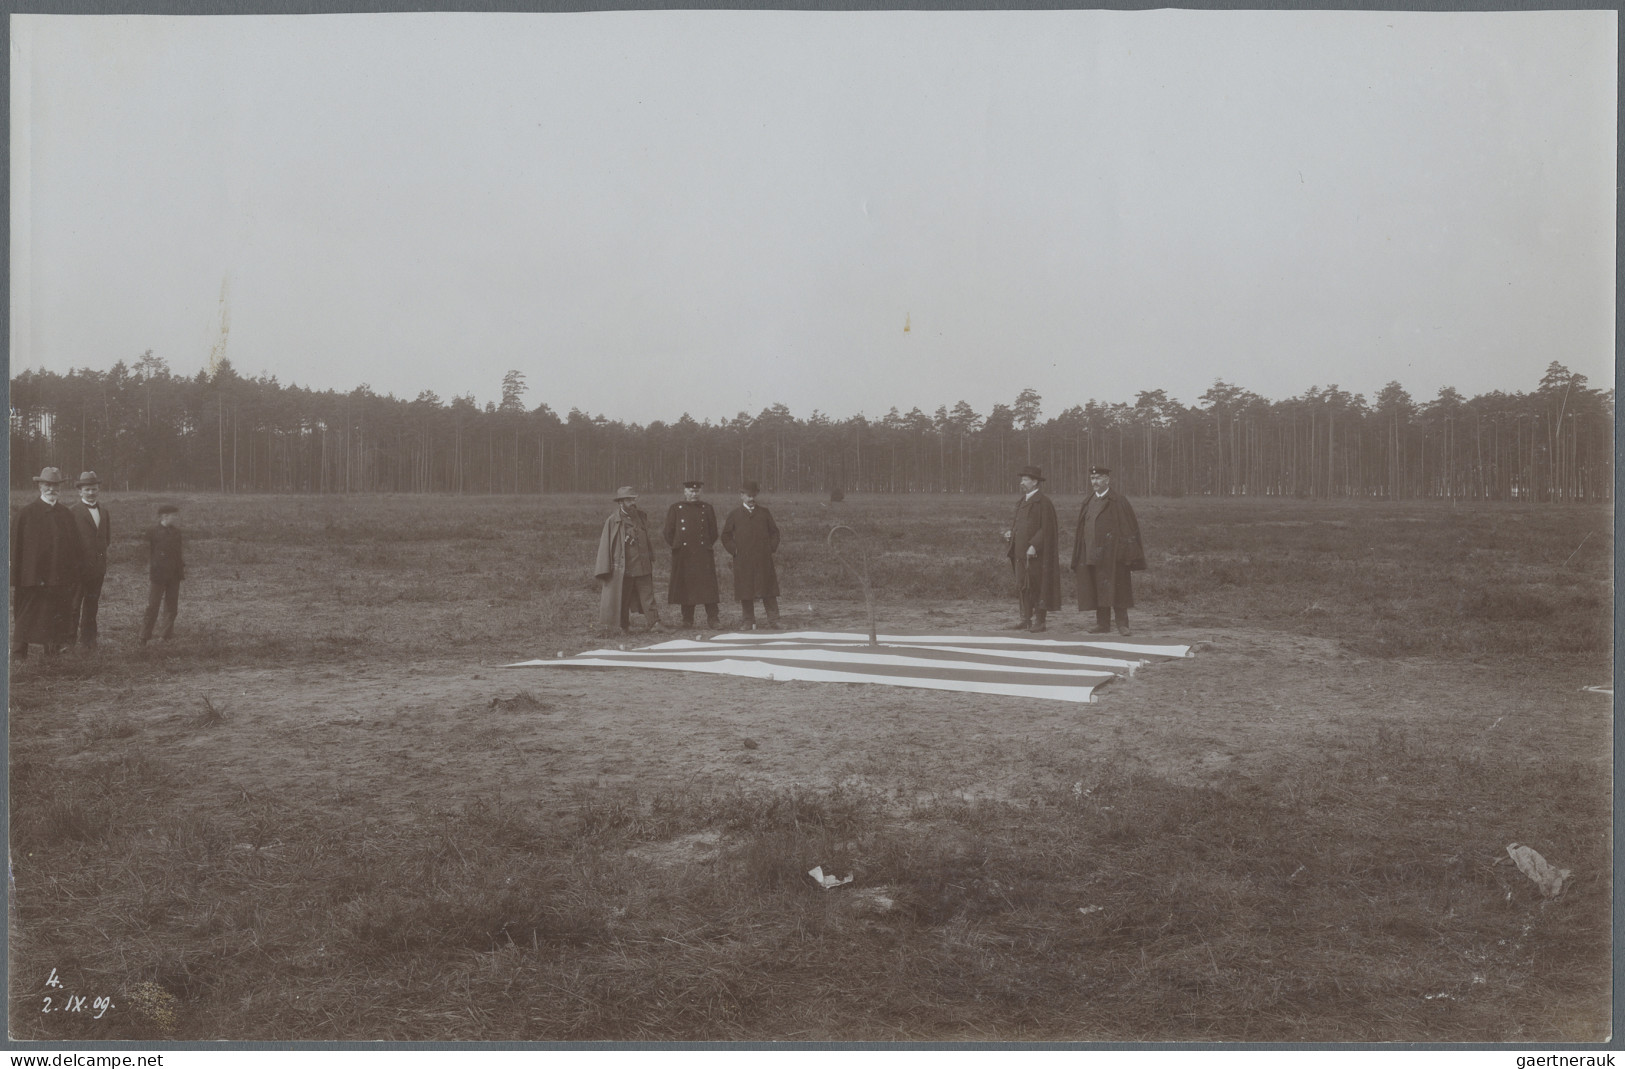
[10,10,1616,425]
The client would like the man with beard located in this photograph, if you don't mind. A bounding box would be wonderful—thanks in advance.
[1071,465,1147,636]
[720,480,782,630]
[663,479,721,630]
[594,487,664,635]
[11,467,83,659]
[69,470,112,649]
[1003,465,1061,633]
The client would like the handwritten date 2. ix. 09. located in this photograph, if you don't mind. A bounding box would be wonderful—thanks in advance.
[41,968,113,1019]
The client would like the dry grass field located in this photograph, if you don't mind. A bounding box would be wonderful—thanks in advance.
[7,491,1613,1042]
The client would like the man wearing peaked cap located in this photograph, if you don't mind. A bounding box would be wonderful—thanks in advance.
[1004,465,1061,632]
[140,503,186,645]
[1071,465,1147,636]
[663,479,722,629]
[721,480,782,630]
[11,467,83,658]
[593,487,664,635]
[68,471,112,649]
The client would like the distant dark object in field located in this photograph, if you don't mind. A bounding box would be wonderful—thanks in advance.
[742,738,759,750]
[829,487,845,503]
[490,692,549,712]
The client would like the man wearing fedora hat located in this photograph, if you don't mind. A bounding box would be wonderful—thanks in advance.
[1004,465,1061,632]
[663,479,722,630]
[11,466,83,658]
[68,471,112,649]
[593,487,664,635]
[1071,465,1147,636]
[720,480,782,630]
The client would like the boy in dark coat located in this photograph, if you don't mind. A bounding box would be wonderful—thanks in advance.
[68,470,112,649]
[1071,466,1147,636]
[663,479,721,629]
[140,504,185,645]
[1004,465,1061,632]
[720,481,781,630]
[11,466,82,659]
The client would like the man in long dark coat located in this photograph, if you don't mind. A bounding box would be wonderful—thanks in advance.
[594,487,663,635]
[663,479,721,629]
[1004,464,1061,632]
[720,480,781,630]
[1071,465,1147,636]
[12,466,83,659]
[69,470,112,649]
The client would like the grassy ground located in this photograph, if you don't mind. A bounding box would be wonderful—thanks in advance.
[7,492,1613,1041]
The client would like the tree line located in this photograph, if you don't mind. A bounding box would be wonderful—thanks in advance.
[8,355,1612,501]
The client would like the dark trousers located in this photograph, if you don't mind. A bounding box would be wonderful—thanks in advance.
[73,573,105,647]
[619,574,661,629]
[680,603,721,626]
[1012,558,1046,623]
[1094,607,1129,629]
[140,578,180,643]
[738,596,779,625]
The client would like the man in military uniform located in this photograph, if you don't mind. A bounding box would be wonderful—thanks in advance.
[720,480,782,630]
[68,470,112,649]
[1071,465,1147,636]
[1003,464,1061,632]
[593,487,664,634]
[663,479,721,629]
[11,466,82,659]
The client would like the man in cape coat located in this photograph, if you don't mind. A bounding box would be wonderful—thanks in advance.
[12,467,83,658]
[663,479,721,629]
[1004,464,1061,632]
[1071,465,1147,636]
[720,480,781,630]
[594,487,664,634]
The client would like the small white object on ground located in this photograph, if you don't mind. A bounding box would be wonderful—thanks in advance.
[1078,905,1103,915]
[808,865,853,890]
[1506,842,1572,898]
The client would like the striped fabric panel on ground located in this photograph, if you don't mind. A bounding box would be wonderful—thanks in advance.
[506,631,1193,704]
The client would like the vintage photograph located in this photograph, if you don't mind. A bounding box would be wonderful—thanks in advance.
[7,8,1615,1045]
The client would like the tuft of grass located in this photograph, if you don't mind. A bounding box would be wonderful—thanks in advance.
[192,696,226,728]
[489,692,549,712]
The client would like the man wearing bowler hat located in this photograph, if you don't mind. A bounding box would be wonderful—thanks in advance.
[1071,465,1147,636]
[11,466,83,658]
[594,487,664,635]
[1004,465,1061,632]
[720,480,781,630]
[663,479,722,630]
[68,471,112,649]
